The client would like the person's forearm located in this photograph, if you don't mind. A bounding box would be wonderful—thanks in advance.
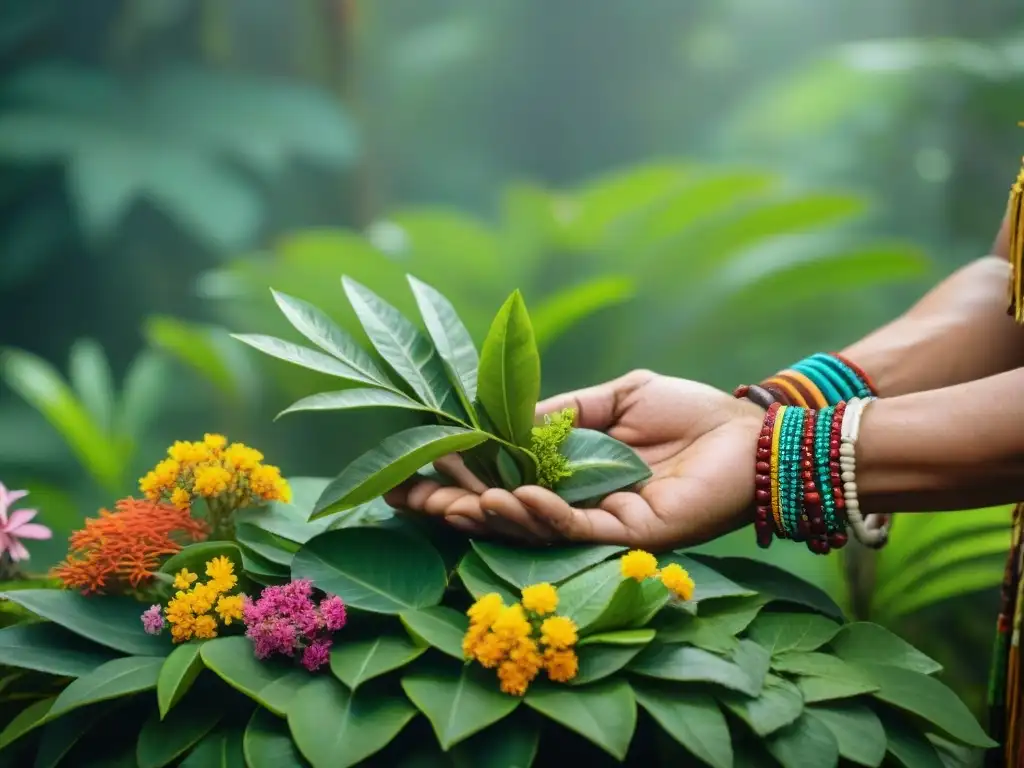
[856,365,1024,514]
[840,215,1024,396]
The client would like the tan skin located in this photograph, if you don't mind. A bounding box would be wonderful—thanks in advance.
[386,209,1024,550]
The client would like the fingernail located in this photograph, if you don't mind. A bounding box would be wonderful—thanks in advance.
[446,516,474,531]
[482,507,497,518]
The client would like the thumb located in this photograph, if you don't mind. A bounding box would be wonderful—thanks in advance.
[535,369,654,431]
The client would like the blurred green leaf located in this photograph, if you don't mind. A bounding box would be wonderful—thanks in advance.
[67,339,115,436]
[118,349,171,439]
[531,276,635,351]
[0,349,123,492]
[144,316,253,402]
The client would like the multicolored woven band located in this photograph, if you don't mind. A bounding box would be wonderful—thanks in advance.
[750,352,877,407]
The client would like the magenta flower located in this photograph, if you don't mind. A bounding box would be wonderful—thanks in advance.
[141,605,165,635]
[0,483,51,562]
[242,580,347,671]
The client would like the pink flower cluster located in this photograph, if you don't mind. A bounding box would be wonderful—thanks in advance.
[141,604,165,635]
[242,579,347,671]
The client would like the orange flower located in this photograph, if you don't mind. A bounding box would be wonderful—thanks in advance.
[51,498,208,594]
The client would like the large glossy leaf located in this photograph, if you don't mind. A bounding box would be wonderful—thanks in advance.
[853,663,996,748]
[629,643,765,696]
[234,477,336,544]
[0,621,120,677]
[137,696,223,768]
[633,679,732,768]
[456,550,519,604]
[809,702,886,768]
[342,276,457,413]
[179,726,246,768]
[292,527,447,613]
[571,643,644,685]
[526,678,636,760]
[829,622,942,675]
[157,642,205,718]
[661,553,755,601]
[771,652,877,686]
[235,523,297,567]
[470,541,624,588]
[746,612,840,655]
[556,560,667,633]
[655,612,739,654]
[719,674,803,736]
[201,637,308,716]
[0,349,122,491]
[766,712,840,768]
[311,425,489,517]
[690,555,844,621]
[476,290,540,448]
[48,656,163,719]
[271,289,393,387]
[329,630,426,690]
[400,606,468,661]
[878,708,946,768]
[34,702,117,768]
[402,665,520,749]
[231,334,375,384]
[796,674,879,704]
[0,590,169,656]
[288,675,416,768]
[450,716,540,768]
[277,388,433,420]
[243,709,308,768]
[554,429,652,503]
[408,275,480,406]
[0,696,53,750]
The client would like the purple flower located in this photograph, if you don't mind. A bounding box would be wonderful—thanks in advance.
[320,596,347,631]
[0,483,51,562]
[141,604,165,635]
[301,639,331,671]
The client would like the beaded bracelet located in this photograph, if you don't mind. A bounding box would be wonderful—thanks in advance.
[736,352,877,408]
[753,399,887,554]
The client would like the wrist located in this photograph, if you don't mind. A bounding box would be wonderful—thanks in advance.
[738,352,876,408]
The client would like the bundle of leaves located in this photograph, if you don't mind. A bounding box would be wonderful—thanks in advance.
[0,277,996,767]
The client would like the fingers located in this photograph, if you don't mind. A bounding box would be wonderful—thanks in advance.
[433,455,488,494]
[513,486,643,544]
[535,369,655,430]
[480,488,561,542]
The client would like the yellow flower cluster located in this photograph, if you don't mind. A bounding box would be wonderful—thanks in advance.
[140,433,291,511]
[620,550,695,601]
[164,556,245,643]
[463,584,579,696]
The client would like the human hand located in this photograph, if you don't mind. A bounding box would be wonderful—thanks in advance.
[385,369,765,551]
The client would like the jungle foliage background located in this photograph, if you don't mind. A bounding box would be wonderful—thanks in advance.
[1,0,1021,718]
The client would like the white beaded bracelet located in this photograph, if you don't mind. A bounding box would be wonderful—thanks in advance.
[839,397,889,548]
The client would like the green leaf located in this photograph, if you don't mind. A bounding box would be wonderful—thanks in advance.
[746,612,841,655]
[733,639,772,691]
[528,679,637,760]
[808,702,886,768]
[654,612,739,654]
[530,276,636,352]
[278,388,433,420]
[632,679,732,768]
[311,425,489,516]
[662,553,755,601]
[400,606,468,661]
[235,523,297,567]
[451,716,540,768]
[137,698,223,768]
[572,643,644,685]
[180,726,246,768]
[829,622,942,675]
[470,542,625,588]
[68,338,115,435]
[456,551,519,604]
[157,642,205,718]
[878,708,946,768]
[0,349,122,491]
[554,429,652,503]
[243,708,308,768]
[0,590,168,656]
[330,630,426,690]
[796,674,879,704]
[555,560,627,631]
[408,274,480,405]
[629,643,764,696]
[34,701,117,768]
[0,621,120,677]
[342,276,458,412]
[158,542,246,581]
[0,696,53,750]
[288,675,416,768]
[772,651,877,685]
[146,317,252,401]
[577,629,655,647]
[766,712,839,768]
[292,527,447,613]
[271,289,393,388]
[854,663,996,748]
[201,636,308,716]
[692,555,844,621]
[476,290,540,448]
[232,334,375,383]
[119,348,169,437]
[720,674,803,736]
[402,665,520,749]
[698,595,769,633]
[48,656,163,719]
[234,478,336,544]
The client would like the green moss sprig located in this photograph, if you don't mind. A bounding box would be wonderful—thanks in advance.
[530,408,576,489]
